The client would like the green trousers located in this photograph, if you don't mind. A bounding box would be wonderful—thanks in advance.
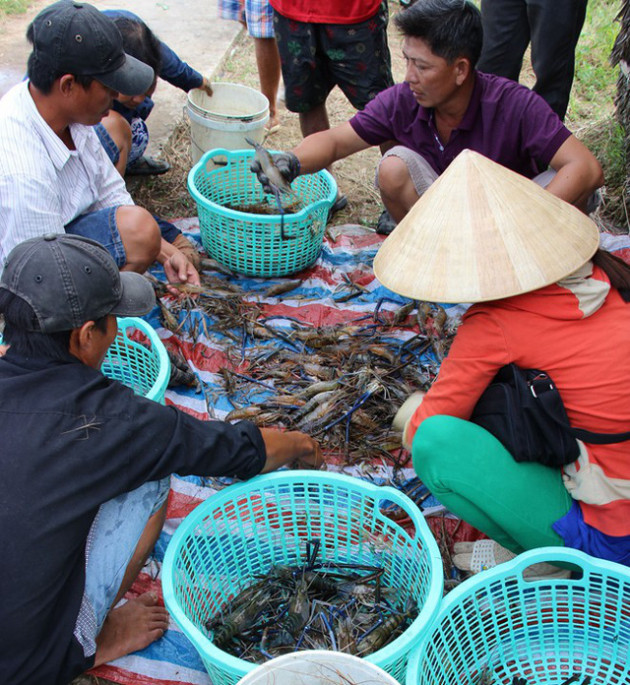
[412,415,573,554]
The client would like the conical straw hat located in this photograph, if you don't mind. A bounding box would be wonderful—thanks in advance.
[373,150,600,303]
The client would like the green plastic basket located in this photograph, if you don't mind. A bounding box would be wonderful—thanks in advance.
[101,316,169,404]
[162,471,443,685]
[187,148,337,277]
[407,547,630,685]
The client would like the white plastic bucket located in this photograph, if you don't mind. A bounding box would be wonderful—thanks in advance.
[187,82,269,163]
[236,651,400,685]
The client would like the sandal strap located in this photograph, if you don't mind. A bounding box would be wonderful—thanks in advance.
[470,539,499,573]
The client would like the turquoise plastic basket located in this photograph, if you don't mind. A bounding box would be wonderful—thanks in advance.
[101,316,169,404]
[187,148,337,277]
[162,471,443,685]
[407,547,630,685]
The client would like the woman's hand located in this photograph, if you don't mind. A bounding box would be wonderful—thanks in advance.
[393,392,425,450]
[259,428,324,473]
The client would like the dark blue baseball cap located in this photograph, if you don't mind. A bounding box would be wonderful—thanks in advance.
[0,234,156,333]
[29,1,155,96]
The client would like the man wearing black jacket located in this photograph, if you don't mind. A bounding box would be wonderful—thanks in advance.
[0,234,321,684]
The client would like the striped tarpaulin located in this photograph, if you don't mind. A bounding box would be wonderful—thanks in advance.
[91,221,630,684]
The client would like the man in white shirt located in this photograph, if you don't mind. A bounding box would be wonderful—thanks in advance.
[0,1,199,287]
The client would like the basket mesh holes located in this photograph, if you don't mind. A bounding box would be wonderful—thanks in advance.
[167,477,439,685]
[192,153,334,277]
[103,328,158,395]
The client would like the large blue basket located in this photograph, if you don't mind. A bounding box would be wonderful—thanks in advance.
[188,148,337,277]
[407,547,630,685]
[101,316,169,404]
[162,471,443,685]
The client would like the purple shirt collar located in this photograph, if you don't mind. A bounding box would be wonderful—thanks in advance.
[417,72,482,133]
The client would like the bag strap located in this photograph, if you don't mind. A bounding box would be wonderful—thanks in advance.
[532,374,630,445]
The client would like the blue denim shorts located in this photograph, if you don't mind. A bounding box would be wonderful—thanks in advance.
[94,122,120,166]
[73,477,171,657]
[94,118,149,169]
[65,206,127,268]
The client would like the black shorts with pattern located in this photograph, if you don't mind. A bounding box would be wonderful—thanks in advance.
[273,2,394,114]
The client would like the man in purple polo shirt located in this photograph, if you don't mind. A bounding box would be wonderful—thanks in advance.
[252,0,603,235]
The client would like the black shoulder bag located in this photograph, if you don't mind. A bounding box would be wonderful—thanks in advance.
[470,364,630,467]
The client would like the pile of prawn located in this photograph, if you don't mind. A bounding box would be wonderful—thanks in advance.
[205,539,417,664]
[150,262,459,467]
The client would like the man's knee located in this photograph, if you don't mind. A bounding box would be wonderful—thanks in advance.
[377,154,412,194]
[115,206,161,267]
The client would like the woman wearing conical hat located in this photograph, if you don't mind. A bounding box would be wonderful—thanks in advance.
[378,150,630,574]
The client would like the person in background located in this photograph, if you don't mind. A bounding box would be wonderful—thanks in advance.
[0,233,322,685]
[219,0,282,132]
[252,0,602,235]
[0,1,199,286]
[95,12,208,268]
[97,9,213,176]
[382,150,630,575]
[268,0,395,218]
[477,0,588,121]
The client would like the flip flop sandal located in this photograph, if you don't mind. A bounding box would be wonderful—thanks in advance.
[376,209,397,235]
[126,155,171,177]
[453,540,571,579]
[453,540,515,573]
[264,123,281,136]
[327,194,348,223]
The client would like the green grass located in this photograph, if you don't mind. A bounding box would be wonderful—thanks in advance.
[0,0,30,18]
[0,0,29,17]
[569,0,619,126]
[569,1,628,230]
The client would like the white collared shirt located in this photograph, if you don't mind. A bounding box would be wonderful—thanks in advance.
[0,81,132,263]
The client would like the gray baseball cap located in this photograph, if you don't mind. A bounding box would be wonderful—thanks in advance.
[29,1,155,96]
[0,234,156,333]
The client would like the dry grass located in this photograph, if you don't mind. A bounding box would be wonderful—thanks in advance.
[128,118,197,221]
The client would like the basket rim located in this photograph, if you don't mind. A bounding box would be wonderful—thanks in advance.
[407,545,630,684]
[162,470,444,676]
[186,148,338,222]
[106,316,170,403]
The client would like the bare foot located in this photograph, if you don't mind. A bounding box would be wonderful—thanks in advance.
[93,592,169,666]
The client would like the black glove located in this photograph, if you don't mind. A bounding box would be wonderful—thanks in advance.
[250,151,301,195]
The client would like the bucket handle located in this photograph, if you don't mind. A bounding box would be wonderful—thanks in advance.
[196,147,240,173]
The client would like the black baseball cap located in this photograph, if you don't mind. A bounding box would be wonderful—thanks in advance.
[29,1,155,96]
[0,234,156,333]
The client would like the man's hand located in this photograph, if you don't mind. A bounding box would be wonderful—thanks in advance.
[250,151,301,195]
[162,249,201,297]
[260,428,324,473]
[199,76,213,97]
